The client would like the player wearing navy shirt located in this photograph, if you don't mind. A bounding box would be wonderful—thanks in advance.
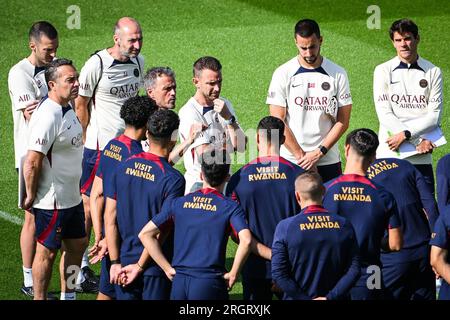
[323,129,403,300]
[139,148,252,300]
[104,109,185,300]
[437,154,450,214]
[430,209,450,300]
[226,116,304,300]
[272,172,360,300]
[88,96,155,299]
[368,158,438,300]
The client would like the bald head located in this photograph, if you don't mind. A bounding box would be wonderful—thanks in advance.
[295,172,324,203]
[113,17,143,59]
[114,17,141,35]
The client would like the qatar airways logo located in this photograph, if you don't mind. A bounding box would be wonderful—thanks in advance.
[110,83,140,98]
[294,96,329,111]
[377,94,429,109]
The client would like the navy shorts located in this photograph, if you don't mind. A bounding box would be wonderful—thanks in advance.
[115,275,171,300]
[80,147,101,196]
[317,162,342,183]
[382,256,435,300]
[170,273,228,300]
[242,277,282,300]
[438,281,450,300]
[99,255,116,298]
[33,202,86,250]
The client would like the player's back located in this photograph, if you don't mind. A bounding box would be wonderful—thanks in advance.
[167,188,247,278]
[112,152,185,276]
[437,154,450,213]
[323,174,399,267]
[368,158,437,254]
[272,206,359,299]
[226,155,304,278]
[99,134,143,194]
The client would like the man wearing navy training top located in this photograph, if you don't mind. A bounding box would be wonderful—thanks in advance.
[226,116,305,300]
[88,96,156,300]
[430,208,450,300]
[368,158,438,300]
[104,109,185,300]
[272,172,360,300]
[139,148,252,300]
[323,129,403,300]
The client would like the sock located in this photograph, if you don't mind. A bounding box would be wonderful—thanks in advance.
[76,267,86,285]
[23,266,33,288]
[60,292,76,300]
[81,250,89,269]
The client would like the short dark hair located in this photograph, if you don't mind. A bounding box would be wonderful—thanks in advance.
[389,19,419,40]
[294,19,321,38]
[257,116,285,146]
[295,172,324,202]
[44,58,73,87]
[29,21,58,41]
[144,67,175,90]
[193,56,222,77]
[200,148,230,187]
[345,128,379,157]
[147,109,179,145]
[120,96,157,129]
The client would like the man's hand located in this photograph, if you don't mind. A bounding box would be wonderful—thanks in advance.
[223,272,237,290]
[416,139,435,154]
[213,99,232,120]
[22,195,35,210]
[22,100,39,121]
[297,149,322,170]
[89,238,108,264]
[386,131,407,151]
[119,264,143,286]
[164,267,176,281]
[188,123,206,144]
[110,264,123,284]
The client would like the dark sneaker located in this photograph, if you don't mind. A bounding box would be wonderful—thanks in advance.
[21,285,58,300]
[82,266,99,284]
[20,285,34,298]
[75,279,99,294]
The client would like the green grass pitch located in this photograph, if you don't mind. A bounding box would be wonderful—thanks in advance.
[0,0,449,300]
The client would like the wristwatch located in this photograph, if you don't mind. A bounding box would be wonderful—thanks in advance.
[404,130,411,140]
[318,145,328,155]
[224,115,236,126]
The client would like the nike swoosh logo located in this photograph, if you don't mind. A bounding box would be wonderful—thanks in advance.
[67,125,72,130]
[292,83,303,88]
[390,80,400,84]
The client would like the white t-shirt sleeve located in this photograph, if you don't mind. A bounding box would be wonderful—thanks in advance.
[78,55,103,98]
[410,66,443,138]
[8,68,36,111]
[266,67,287,107]
[373,64,408,132]
[27,109,58,155]
[336,69,353,107]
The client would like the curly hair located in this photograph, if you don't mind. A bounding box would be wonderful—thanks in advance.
[120,96,157,129]
[147,109,179,144]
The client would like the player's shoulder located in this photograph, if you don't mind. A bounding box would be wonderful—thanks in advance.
[417,56,440,73]
[322,57,348,75]
[8,58,32,79]
[178,97,200,117]
[81,49,109,69]
[374,56,397,72]
[272,56,299,77]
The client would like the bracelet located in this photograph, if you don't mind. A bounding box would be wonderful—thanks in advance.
[110,259,121,265]
[137,262,145,271]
